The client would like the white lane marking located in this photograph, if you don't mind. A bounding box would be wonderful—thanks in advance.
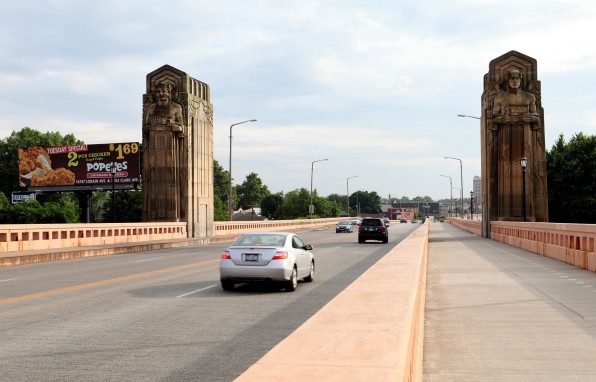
[134,257,165,263]
[176,284,217,298]
[0,278,17,283]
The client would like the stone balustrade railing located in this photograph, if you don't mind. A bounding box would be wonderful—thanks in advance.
[0,218,343,254]
[0,222,188,253]
[447,218,596,273]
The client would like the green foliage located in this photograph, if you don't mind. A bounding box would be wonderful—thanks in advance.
[261,192,284,220]
[90,191,110,222]
[103,190,142,223]
[39,200,79,223]
[0,192,9,210]
[236,172,271,210]
[312,193,340,217]
[0,195,80,224]
[351,191,382,214]
[214,195,228,221]
[213,160,230,220]
[0,127,82,196]
[280,188,311,219]
[326,193,347,208]
[547,132,596,223]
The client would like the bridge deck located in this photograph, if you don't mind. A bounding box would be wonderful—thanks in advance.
[424,222,596,381]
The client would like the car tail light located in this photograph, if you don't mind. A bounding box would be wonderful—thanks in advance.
[221,251,231,259]
[358,226,363,233]
[272,251,288,260]
[380,226,386,233]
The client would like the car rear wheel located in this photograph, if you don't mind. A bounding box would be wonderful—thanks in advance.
[285,266,298,292]
[221,281,235,291]
[304,261,315,282]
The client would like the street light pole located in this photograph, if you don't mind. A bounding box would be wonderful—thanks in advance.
[310,158,328,216]
[470,190,474,220]
[228,119,257,221]
[440,175,453,217]
[346,175,358,217]
[520,157,527,222]
[444,157,464,219]
[457,114,481,120]
[110,165,117,223]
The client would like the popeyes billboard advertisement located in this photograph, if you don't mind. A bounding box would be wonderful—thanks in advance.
[18,142,141,191]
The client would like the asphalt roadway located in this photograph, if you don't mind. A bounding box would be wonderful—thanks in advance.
[0,223,418,381]
[424,222,596,381]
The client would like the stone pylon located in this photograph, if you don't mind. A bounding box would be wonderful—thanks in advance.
[141,65,214,238]
[480,51,549,237]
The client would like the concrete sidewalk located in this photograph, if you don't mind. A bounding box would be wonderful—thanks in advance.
[423,222,596,381]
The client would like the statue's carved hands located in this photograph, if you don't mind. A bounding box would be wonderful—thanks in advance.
[492,115,504,124]
[522,114,540,124]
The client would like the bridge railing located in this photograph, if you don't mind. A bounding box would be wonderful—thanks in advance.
[0,218,343,254]
[0,222,188,253]
[447,218,596,272]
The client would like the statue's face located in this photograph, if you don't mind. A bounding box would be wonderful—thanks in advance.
[508,73,522,89]
[155,87,171,105]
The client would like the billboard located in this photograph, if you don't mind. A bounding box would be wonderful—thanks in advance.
[18,143,141,192]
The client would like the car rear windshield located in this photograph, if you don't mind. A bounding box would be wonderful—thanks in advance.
[361,219,382,226]
[233,234,286,247]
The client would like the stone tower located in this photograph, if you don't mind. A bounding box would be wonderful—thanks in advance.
[141,65,214,238]
[480,51,549,237]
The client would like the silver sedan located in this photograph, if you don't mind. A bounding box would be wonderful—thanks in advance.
[219,232,315,292]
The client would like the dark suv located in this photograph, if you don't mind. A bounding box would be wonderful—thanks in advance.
[358,217,389,244]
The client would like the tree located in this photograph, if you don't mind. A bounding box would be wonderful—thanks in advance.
[90,191,110,222]
[327,193,347,213]
[236,172,271,210]
[547,132,596,223]
[312,192,340,217]
[213,160,230,220]
[261,192,284,219]
[281,188,310,219]
[351,191,382,214]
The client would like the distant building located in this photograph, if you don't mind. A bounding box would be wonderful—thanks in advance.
[473,175,482,214]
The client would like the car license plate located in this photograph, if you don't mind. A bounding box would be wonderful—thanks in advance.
[244,254,259,262]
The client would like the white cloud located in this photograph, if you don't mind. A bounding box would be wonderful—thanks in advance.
[2,0,596,200]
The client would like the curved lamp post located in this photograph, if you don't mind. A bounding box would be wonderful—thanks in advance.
[520,156,527,222]
[457,114,481,120]
[346,175,358,217]
[309,159,328,216]
[444,157,464,219]
[440,175,453,217]
[228,119,257,221]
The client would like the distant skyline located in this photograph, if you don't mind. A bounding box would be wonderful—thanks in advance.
[2,1,595,201]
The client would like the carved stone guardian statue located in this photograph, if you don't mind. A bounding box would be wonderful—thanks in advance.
[141,65,214,239]
[480,51,548,236]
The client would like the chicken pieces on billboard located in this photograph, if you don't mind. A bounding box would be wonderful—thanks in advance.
[18,143,140,190]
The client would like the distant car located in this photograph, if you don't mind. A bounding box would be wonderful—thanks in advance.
[219,232,315,292]
[349,217,361,226]
[336,220,353,233]
[400,218,407,223]
[358,217,388,244]
[382,217,390,227]
[411,219,418,224]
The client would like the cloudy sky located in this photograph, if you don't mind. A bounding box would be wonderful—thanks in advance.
[2,0,595,201]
